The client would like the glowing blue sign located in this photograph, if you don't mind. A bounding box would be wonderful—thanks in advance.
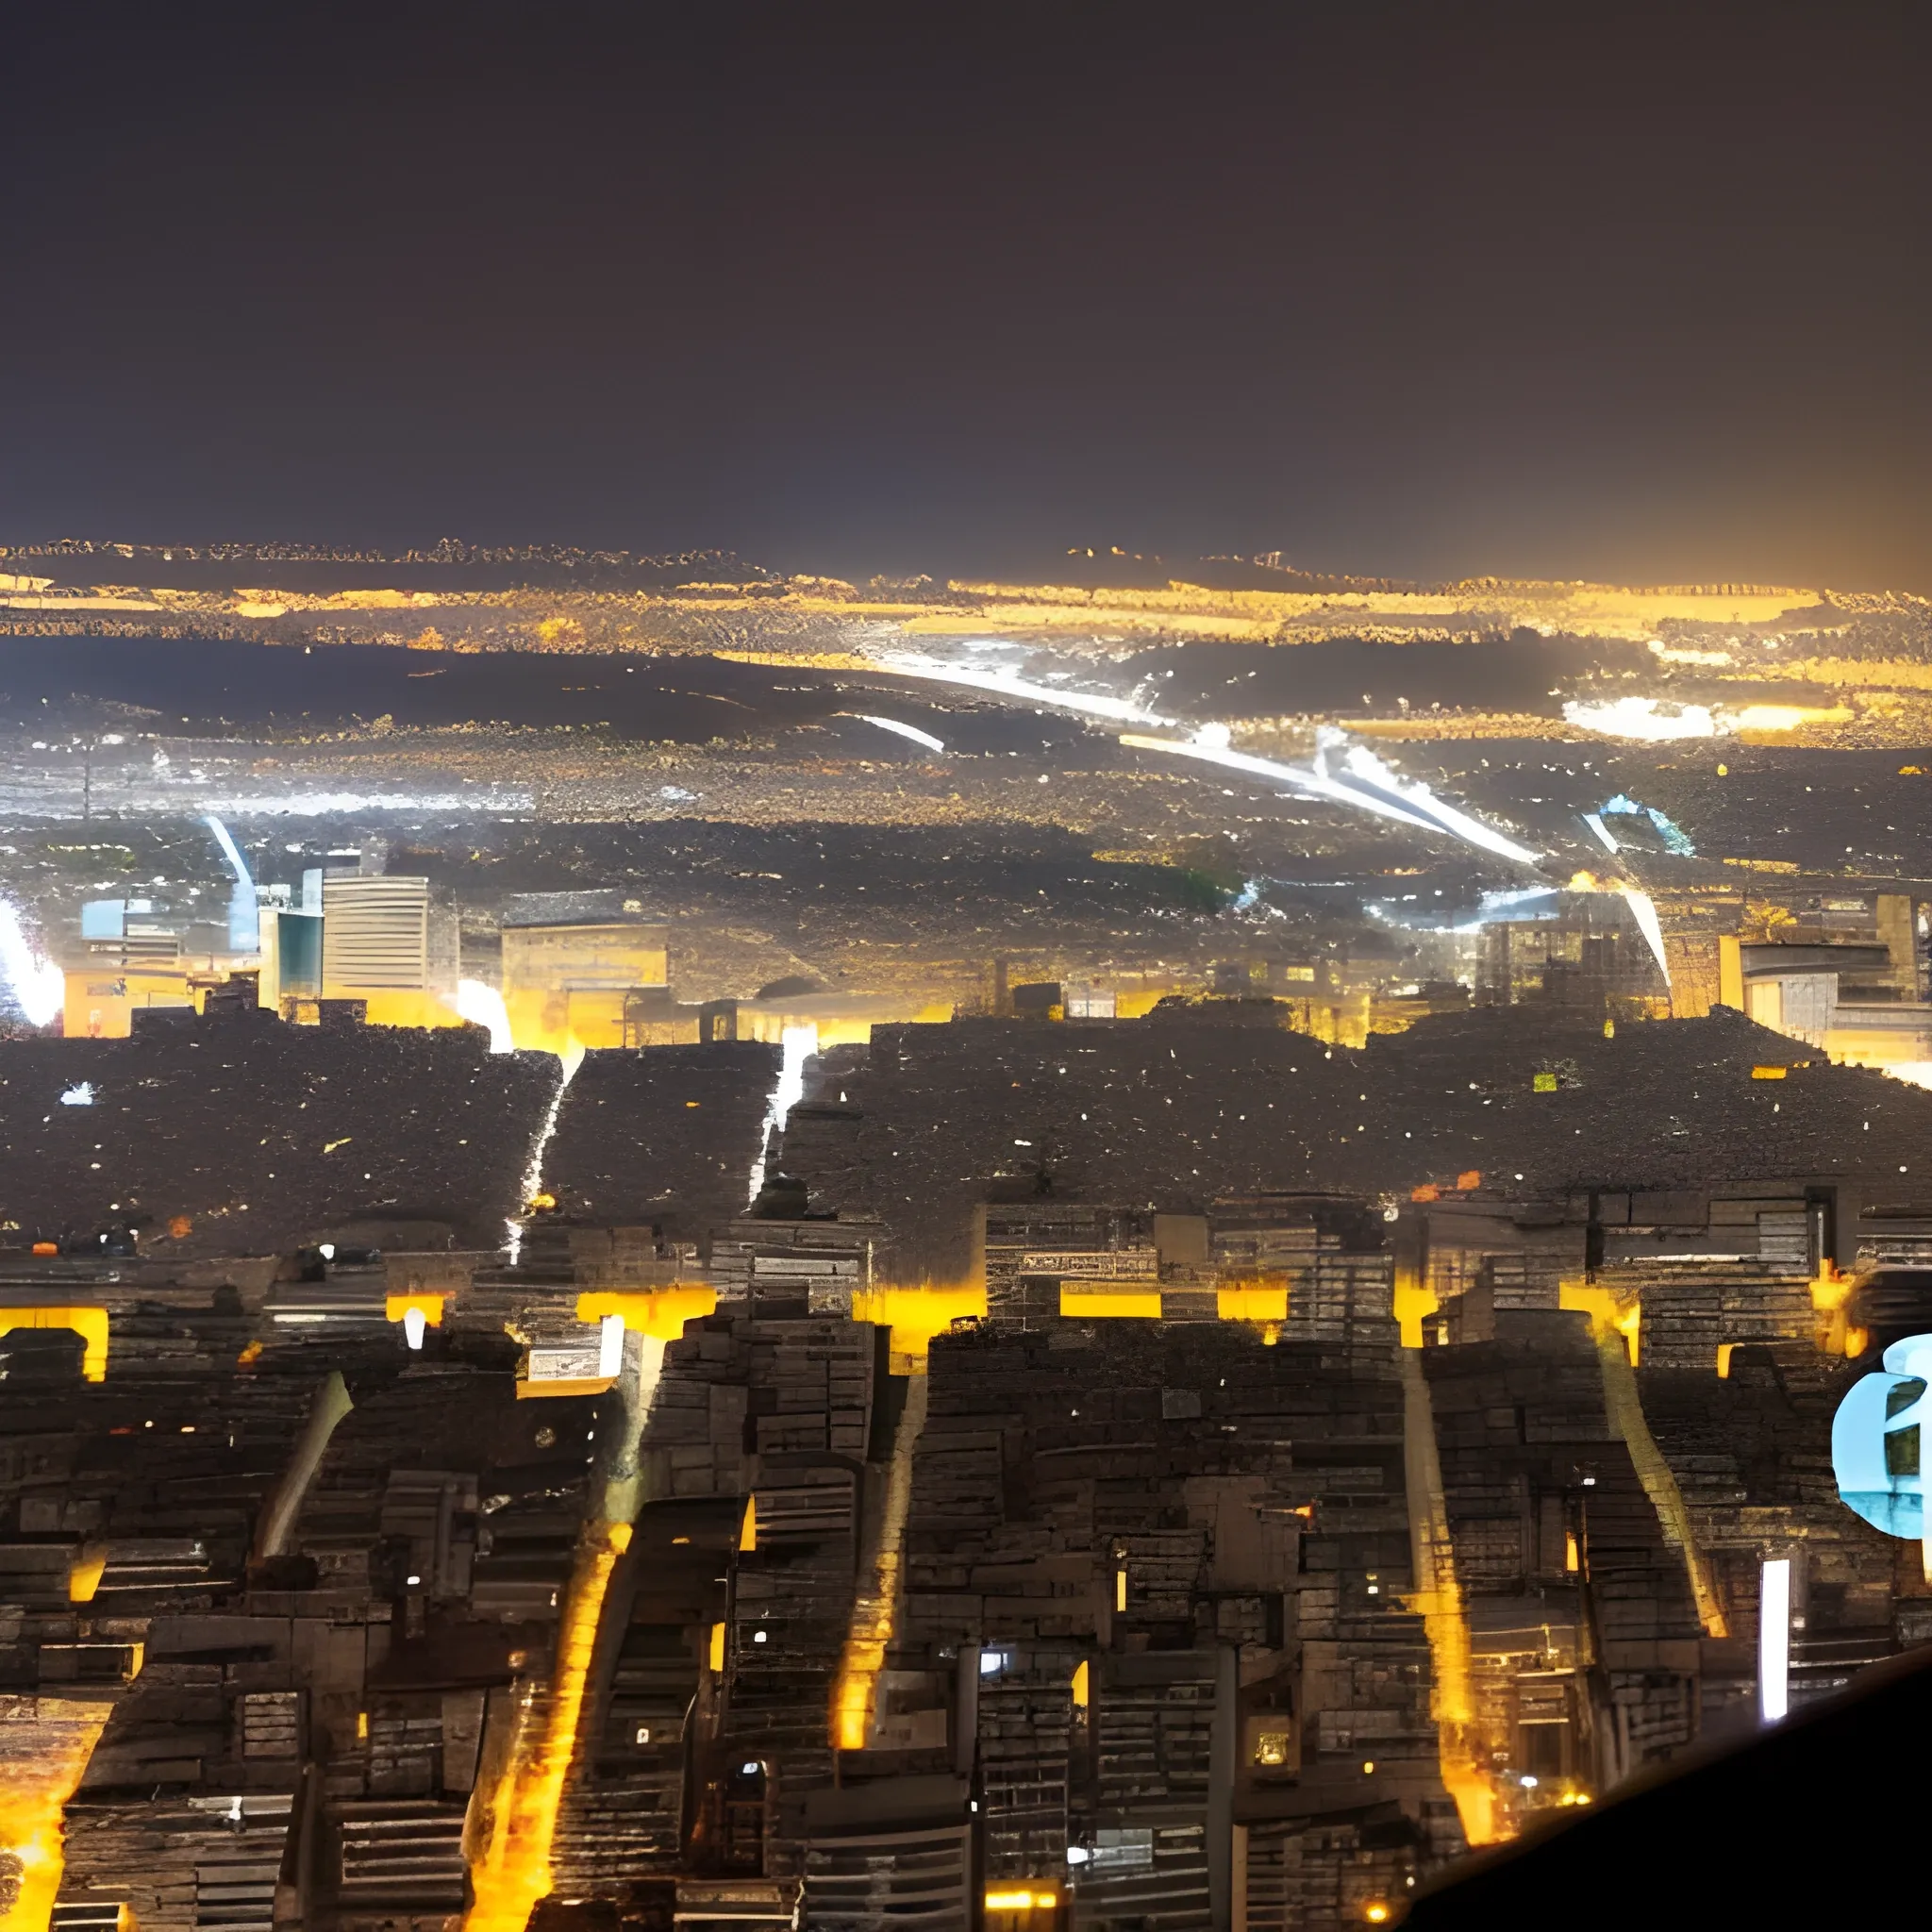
[1832,1333,1932,1538]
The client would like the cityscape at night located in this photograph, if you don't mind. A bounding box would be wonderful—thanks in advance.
[3,8,1931,1932]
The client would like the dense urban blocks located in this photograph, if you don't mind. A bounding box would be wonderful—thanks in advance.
[0,1008,563,1256]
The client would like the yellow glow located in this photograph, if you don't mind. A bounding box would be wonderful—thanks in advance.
[1732,703,1855,734]
[1564,1530,1579,1574]
[67,1545,107,1604]
[1218,1281,1288,1324]
[1392,1267,1440,1351]
[740,1498,757,1553]
[708,1623,726,1673]
[575,1285,717,1342]
[1059,1288,1162,1320]
[385,1291,447,1327]
[0,1307,109,1383]
[851,1284,986,1371]
[984,1890,1058,1912]
[1559,1284,1641,1367]
[1809,1262,1862,1357]
[1365,1907,1391,1924]
[0,1698,113,1932]
[832,1373,926,1751]
[1398,1352,1499,1846]
[1751,1065,1789,1080]
[1071,1660,1089,1710]
[1115,1569,1128,1613]
[1716,1342,1736,1379]
[462,1520,630,1932]
[1565,1281,1727,1640]
[514,1375,615,1401]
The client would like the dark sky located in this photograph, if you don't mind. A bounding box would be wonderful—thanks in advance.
[4,3,1929,587]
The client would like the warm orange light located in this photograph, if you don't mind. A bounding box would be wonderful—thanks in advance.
[463,1521,630,1932]
[832,1375,925,1750]
[0,1700,113,1931]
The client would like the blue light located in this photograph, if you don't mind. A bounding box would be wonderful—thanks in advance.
[1832,1333,1932,1538]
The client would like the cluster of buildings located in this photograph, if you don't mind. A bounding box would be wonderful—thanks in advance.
[0,964,1927,1932]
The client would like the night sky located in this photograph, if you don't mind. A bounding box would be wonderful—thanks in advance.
[4,3,1929,587]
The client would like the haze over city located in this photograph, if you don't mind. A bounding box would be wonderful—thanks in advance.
[2,8,1931,1932]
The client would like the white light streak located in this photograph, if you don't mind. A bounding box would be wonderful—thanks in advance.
[507,1059,574,1265]
[1582,812,1621,854]
[876,653,1175,727]
[1618,886,1672,986]
[1121,733,1442,835]
[871,650,1538,866]
[403,1307,427,1350]
[1122,732,1541,864]
[1758,1556,1790,1722]
[856,715,947,754]
[1337,741,1542,863]
[597,1312,626,1378]
[746,1023,819,1204]
[0,898,64,1026]
[205,813,260,953]
[204,813,252,888]
[456,978,514,1052]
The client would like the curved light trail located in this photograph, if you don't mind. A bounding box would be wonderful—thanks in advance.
[855,715,947,754]
[872,650,1540,868]
[205,813,260,953]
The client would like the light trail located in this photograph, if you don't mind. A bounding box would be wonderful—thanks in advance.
[462,1522,632,1932]
[867,649,1538,867]
[855,715,947,754]
[1619,886,1672,986]
[204,814,260,953]
[1335,742,1542,865]
[1121,730,1541,864]
[507,1058,573,1265]
[1119,733,1441,835]
[465,1278,675,1932]
[746,1024,819,1204]
[832,1369,928,1749]
[874,652,1176,728]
